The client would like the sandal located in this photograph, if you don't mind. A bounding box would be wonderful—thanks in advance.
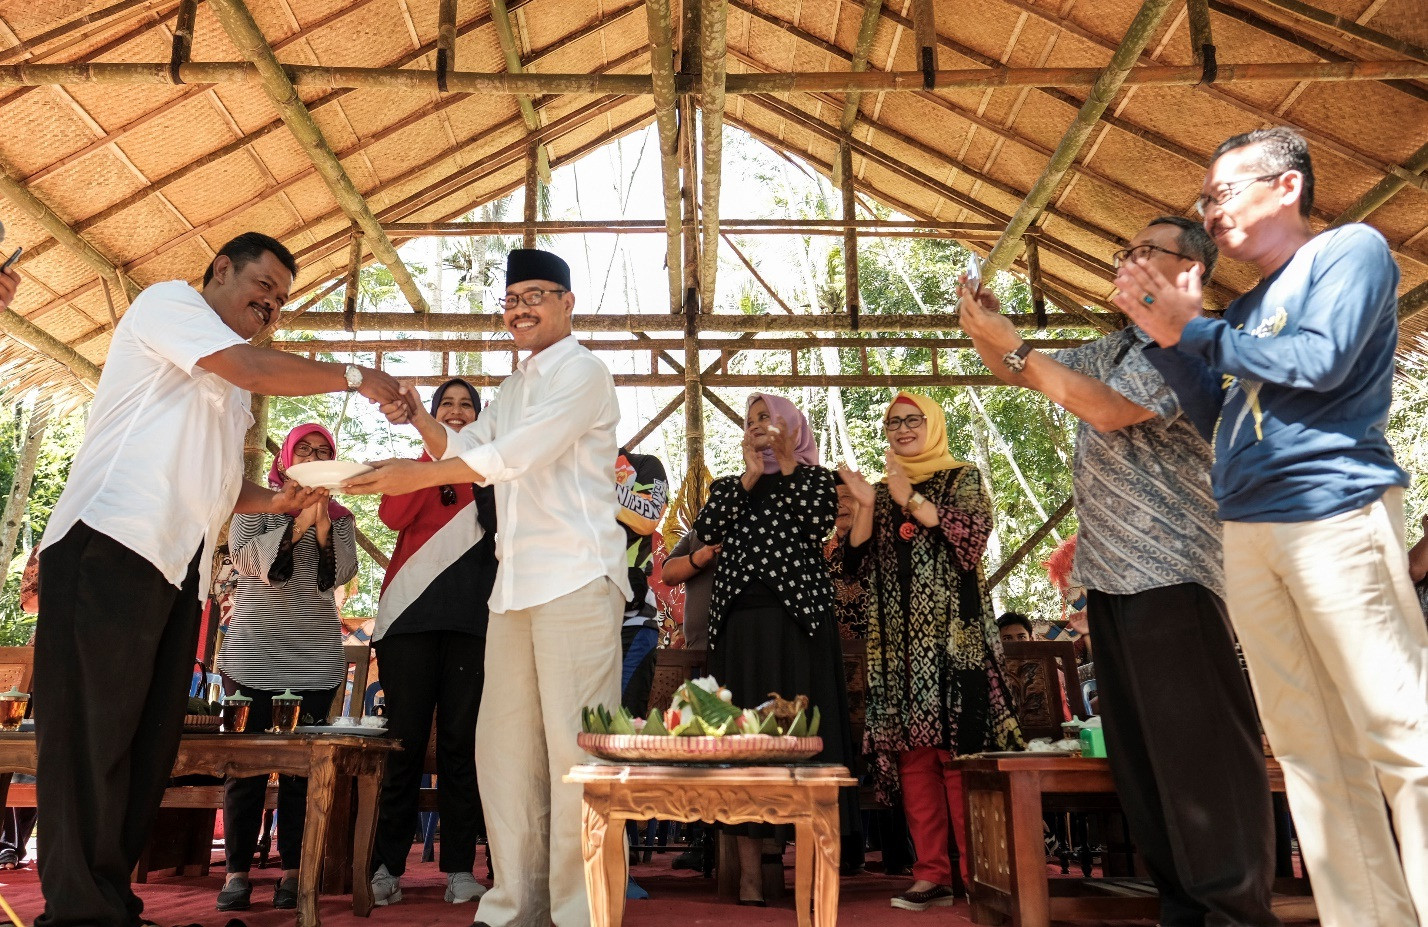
[0,849,18,870]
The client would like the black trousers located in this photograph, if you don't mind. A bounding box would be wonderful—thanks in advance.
[222,684,337,873]
[1087,583,1279,927]
[34,521,203,927]
[372,630,486,876]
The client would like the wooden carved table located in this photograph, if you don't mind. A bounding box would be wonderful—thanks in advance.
[566,763,854,927]
[955,754,1287,927]
[0,731,397,927]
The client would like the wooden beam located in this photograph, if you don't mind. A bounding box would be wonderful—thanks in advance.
[207,0,431,313]
[523,140,539,249]
[910,0,937,86]
[1334,141,1428,227]
[626,393,685,449]
[699,0,729,312]
[0,309,101,390]
[342,233,362,332]
[646,0,684,313]
[1398,281,1428,323]
[1187,0,1214,66]
[383,373,1005,387]
[840,142,859,327]
[1243,0,1428,63]
[988,496,1076,588]
[284,312,1088,333]
[721,234,797,315]
[0,0,164,64]
[273,336,1091,353]
[385,218,1011,237]
[436,0,457,90]
[839,0,885,137]
[984,0,1175,276]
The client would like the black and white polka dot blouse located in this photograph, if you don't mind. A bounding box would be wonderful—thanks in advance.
[695,465,838,650]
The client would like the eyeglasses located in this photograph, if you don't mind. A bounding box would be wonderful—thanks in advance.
[500,288,567,310]
[1112,243,1196,268]
[292,443,333,460]
[1193,173,1284,216]
[439,485,458,507]
[883,414,927,433]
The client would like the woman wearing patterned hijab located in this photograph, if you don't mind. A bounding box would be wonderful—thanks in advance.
[695,393,858,906]
[841,392,1023,912]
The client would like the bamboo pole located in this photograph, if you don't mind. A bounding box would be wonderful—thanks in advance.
[0,0,163,64]
[0,396,52,572]
[272,336,1090,352]
[840,142,859,326]
[646,0,685,313]
[207,0,431,313]
[699,0,728,313]
[379,373,1004,388]
[523,141,539,249]
[1247,0,1428,62]
[0,309,101,390]
[436,0,457,89]
[490,0,551,183]
[988,496,1075,588]
[169,0,198,82]
[246,395,270,482]
[342,233,362,332]
[984,0,1175,276]
[910,0,938,84]
[0,159,140,303]
[9,57,1424,93]
[384,218,1011,237]
[1398,281,1428,323]
[1335,140,1428,226]
[838,0,885,138]
[284,312,1087,332]
[1186,0,1214,65]
[720,234,798,315]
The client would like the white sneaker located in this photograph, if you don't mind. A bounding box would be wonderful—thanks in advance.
[445,871,486,904]
[371,864,402,906]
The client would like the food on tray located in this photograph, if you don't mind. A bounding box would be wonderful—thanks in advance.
[581,675,821,739]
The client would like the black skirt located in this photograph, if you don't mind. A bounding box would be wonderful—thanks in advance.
[710,581,860,838]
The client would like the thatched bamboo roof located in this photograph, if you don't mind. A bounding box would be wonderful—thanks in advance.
[1,0,1425,411]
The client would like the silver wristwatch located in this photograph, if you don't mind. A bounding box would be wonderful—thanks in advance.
[343,364,363,391]
[1001,341,1034,373]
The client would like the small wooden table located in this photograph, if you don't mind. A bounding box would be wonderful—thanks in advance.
[566,763,854,927]
[955,754,1287,927]
[0,731,397,927]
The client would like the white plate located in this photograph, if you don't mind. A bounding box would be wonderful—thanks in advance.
[285,460,373,490]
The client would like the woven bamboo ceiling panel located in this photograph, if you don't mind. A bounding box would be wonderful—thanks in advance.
[0,0,1425,403]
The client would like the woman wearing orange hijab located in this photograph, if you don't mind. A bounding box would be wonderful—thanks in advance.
[842,393,1022,911]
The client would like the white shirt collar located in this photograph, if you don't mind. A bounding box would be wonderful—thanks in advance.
[518,333,580,376]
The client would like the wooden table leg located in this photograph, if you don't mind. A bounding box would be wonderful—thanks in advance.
[1005,774,1049,927]
[321,773,354,895]
[580,791,627,927]
[299,749,338,927]
[794,821,814,927]
[810,792,842,927]
[351,754,384,916]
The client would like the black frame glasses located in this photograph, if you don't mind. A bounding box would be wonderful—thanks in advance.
[1193,172,1284,216]
[500,288,568,311]
[1112,244,1196,268]
[291,444,334,460]
[883,414,927,433]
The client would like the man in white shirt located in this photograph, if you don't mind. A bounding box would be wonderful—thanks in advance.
[346,249,629,927]
[35,232,403,927]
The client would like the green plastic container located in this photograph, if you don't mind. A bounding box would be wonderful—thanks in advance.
[1079,726,1106,758]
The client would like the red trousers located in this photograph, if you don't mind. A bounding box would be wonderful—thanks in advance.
[897,747,967,886]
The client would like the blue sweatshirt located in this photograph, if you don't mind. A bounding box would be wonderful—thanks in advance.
[1177,223,1408,522]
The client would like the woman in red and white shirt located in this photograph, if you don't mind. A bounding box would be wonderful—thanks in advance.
[369,378,497,906]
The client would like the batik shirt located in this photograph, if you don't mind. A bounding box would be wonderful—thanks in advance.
[1053,327,1224,598]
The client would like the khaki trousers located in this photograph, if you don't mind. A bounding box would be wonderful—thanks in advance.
[1222,487,1428,927]
[473,578,624,927]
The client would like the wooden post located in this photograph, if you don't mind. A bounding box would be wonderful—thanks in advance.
[524,141,539,249]
[646,0,684,313]
[698,0,728,314]
[983,0,1175,276]
[839,0,886,139]
[245,394,270,483]
[1025,238,1046,329]
[910,0,938,88]
[0,396,52,572]
[839,142,859,329]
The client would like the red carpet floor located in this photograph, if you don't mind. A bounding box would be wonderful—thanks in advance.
[0,847,1319,927]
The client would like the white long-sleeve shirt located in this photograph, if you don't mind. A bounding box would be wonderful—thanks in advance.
[434,335,632,613]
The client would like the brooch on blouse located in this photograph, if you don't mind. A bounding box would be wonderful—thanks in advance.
[898,521,918,541]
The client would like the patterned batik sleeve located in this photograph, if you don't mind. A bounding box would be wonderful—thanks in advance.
[932,467,994,572]
[787,466,838,542]
[1105,343,1180,422]
[694,475,751,544]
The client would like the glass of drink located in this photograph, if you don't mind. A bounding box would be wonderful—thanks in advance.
[0,687,27,732]
[222,692,252,733]
[270,690,303,734]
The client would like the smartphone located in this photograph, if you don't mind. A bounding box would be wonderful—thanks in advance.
[1,247,19,273]
[965,257,982,295]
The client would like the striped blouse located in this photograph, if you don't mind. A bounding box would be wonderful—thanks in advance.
[217,511,357,691]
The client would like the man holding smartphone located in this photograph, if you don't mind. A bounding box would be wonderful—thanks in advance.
[0,255,19,311]
[957,219,1280,927]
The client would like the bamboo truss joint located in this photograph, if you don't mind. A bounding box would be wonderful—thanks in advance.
[206,0,431,313]
[436,0,457,92]
[170,0,199,85]
[983,0,1175,277]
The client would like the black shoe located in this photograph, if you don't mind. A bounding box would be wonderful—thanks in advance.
[273,881,298,909]
[216,882,252,911]
[672,850,703,870]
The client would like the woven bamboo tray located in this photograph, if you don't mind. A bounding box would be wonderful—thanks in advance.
[577,732,822,763]
[182,713,221,732]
